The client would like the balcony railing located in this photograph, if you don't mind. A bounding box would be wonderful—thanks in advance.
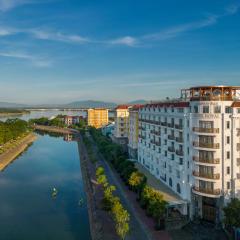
[154,131,161,135]
[168,146,175,152]
[161,122,167,126]
[193,171,220,180]
[193,127,219,134]
[155,141,161,146]
[176,149,184,156]
[168,135,175,140]
[193,156,220,164]
[175,124,183,130]
[168,123,174,128]
[193,141,220,149]
[175,137,183,143]
[193,186,220,196]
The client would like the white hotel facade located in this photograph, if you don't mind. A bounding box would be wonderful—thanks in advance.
[138,86,240,223]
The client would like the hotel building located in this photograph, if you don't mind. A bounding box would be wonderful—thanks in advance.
[87,108,109,129]
[138,86,240,223]
[128,105,142,159]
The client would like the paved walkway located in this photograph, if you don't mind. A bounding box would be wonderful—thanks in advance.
[88,135,151,240]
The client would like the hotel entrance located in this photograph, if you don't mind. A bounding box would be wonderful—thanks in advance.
[202,197,217,222]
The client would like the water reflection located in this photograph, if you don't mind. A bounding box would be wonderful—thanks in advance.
[0,133,91,240]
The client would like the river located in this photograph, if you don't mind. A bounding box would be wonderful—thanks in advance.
[0,132,91,240]
[0,109,87,122]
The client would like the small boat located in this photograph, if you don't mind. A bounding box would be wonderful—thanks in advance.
[78,198,84,206]
[52,188,58,198]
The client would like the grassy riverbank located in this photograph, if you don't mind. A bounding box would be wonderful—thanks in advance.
[0,109,30,117]
[0,133,37,171]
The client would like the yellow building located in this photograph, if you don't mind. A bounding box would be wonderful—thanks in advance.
[87,108,109,129]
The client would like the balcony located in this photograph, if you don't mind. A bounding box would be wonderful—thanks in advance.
[161,122,167,126]
[175,124,183,130]
[168,135,175,141]
[193,156,220,164]
[176,149,184,156]
[168,123,174,128]
[193,127,219,134]
[193,141,220,149]
[155,141,161,146]
[193,171,220,180]
[154,131,161,135]
[139,135,146,140]
[168,146,175,152]
[175,137,183,143]
[193,186,220,196]
[237,158,240,166]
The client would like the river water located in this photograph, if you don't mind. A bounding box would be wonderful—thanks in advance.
[0,110,87,122]
[0,133,91,240]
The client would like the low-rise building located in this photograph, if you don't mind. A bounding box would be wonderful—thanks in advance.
[101,122,115,137]
[113,105,131,148]
[87,108,109,129]
[64,116,80,126]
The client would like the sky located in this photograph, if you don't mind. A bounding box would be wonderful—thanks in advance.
[0,0,240,104]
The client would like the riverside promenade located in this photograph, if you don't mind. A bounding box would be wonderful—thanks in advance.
[0,133,37,171]
[33,125,79,134]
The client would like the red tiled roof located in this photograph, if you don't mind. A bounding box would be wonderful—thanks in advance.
[231,102,240,107]
[143,101,189,108]
[115,105,131,110]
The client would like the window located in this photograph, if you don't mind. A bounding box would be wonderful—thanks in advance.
[176,170,180,178]
[177,183,181,194]
[171,154,174,161]
[203,106,210,113]
[169,178,172,187]
[214,105,221,113]
[227,151,230,159]
[225,107,232,114]
[164,151,167,157]
[194,106,198,113]
[226,121,230,129]
[227,166,230,174]
[227,136,230,144]
[238,108,240,114]
[227,182,231,190]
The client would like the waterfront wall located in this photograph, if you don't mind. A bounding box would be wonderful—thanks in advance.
[77,136,103,240]
[0,133,37,171]
[33,125,79,134]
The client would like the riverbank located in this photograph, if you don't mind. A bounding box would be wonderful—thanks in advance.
[0,111,30,117]
[33,125,79,134]
[0,133,37,171]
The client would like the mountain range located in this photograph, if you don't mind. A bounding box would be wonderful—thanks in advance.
[0,99,148,109]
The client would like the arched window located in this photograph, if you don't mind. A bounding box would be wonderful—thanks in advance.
[177,183,181,194]
[169,178,172,187]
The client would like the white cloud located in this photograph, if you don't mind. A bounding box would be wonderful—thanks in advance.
[0,51,52,67]
[0,0,32,12]
[108,36,138,47]
[30,30,90,44]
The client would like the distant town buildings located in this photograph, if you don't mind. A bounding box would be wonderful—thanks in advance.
[64,116,81,126]
[87,108,109,129]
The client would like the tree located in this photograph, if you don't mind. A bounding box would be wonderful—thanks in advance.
[128,171,147,199]
[112,200,130,240]
[223,198,240,228]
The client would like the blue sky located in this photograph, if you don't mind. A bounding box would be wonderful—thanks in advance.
[0,0,240,104]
